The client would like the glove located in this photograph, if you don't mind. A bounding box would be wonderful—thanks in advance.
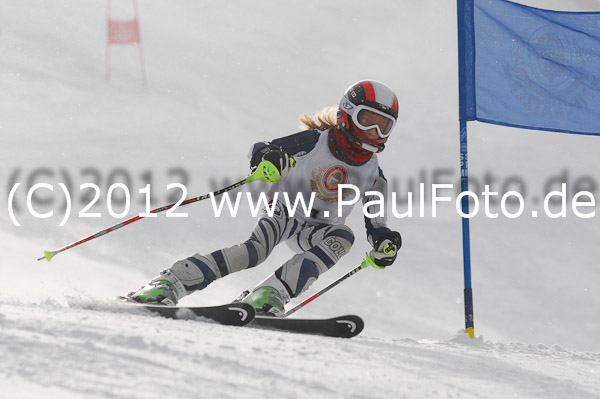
[250,144,294,181]
[369,231,401,267]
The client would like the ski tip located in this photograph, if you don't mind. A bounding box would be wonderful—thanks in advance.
[252,314,365,338]
[128,301,257,327]
[225,302,257,326]
[334,315,365,338]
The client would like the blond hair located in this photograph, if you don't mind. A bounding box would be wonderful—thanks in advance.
[298,106,338,130]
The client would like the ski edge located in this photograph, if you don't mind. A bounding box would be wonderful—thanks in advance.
[251,314,364,338]
[125,301,257,327]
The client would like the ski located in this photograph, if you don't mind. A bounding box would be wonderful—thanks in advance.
[251,314,364,338]
[130,302,256,327]
[121,296,362,336]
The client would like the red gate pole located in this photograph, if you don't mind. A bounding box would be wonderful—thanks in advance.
[105,0,111,83]
[106,0,146,85]
[133,0,147,86]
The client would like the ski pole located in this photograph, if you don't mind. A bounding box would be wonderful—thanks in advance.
[37,160,284,262]
[284,252,385,317]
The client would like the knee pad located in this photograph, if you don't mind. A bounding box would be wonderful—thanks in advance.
[321,224,354,260]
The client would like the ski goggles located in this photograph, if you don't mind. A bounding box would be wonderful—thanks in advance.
[351,105,396,138]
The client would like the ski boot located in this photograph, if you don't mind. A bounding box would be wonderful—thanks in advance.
[126,269,186,306]
[241,273,290,317]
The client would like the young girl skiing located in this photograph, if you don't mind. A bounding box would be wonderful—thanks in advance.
[128,80,402,316]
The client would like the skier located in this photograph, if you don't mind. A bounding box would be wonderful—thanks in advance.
[127,80,402,316]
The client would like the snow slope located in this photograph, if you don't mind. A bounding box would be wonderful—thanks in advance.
[1,300,599,399]
[1,0,599,397]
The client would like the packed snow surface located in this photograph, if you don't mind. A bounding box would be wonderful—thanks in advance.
[1,299,599,399]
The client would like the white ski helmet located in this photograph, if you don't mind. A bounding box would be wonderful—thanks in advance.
[337,80,399,153]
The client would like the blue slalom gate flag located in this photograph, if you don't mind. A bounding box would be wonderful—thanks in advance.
[458,0,600,136]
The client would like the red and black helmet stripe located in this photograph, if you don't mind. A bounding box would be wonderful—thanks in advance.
[344,81,398,120]
[362,80,377,102]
